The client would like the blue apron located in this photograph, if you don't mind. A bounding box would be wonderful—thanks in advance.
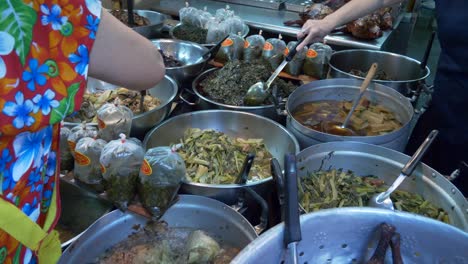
[406,0,468,194]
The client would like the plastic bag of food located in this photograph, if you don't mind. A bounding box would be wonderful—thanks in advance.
[284,41,307,76]
[303,43,333,79]
[243,30,265,62]
[74,137,107,189]
[97,101,133,142]
[186,230,221,264]
[206,18,229,44]
[225,15,244,35]
[179,2,199,26]
[138,146,186,219]
[262,35,287,69]
[100,134,145,210]
[67,123,98,158]
[215,5,234,21]
[197,6,213,29]
[214,33,244,63]
[60,124,74,171]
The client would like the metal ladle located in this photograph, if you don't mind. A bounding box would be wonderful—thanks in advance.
[322,62,378,136]
[368,129,439,210]
[244,38,305,106]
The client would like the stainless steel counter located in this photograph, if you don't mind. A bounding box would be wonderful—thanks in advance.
[136,0,403,50]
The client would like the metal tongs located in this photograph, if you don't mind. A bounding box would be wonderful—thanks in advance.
[272,154,302,264]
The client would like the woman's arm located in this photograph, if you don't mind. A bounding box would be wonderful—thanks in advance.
[88,10,165,91]
[297,0,403,50]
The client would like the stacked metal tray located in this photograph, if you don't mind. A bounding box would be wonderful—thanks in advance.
[284,0,313,12]
[213,0,286,10]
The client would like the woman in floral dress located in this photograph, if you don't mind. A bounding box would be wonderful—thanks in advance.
[0,0,165,262]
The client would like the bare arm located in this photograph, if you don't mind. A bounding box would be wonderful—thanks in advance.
[297,0,403,50]
[88,10,165,91]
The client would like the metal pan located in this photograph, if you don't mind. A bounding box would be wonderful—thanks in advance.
[59,195,258,263]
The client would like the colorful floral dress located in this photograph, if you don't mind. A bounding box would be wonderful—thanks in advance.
[0,0,101,263]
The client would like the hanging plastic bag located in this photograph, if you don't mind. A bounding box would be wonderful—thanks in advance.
[96,101,133,142]
[243,30,265,62]
[198,6,213,29]
[284,41,307,76]
[67,123,98,158]
[138,146,186,219]
[214,33,244,63]
[224,15,245,35]
[303,43,333,79]
[60,124,74,171]
[262,35,286,69]
[179,2,199,26]
[100,134,145,210]
[206,18,229,44]
[74,137,107,191]
[215,5,234,22]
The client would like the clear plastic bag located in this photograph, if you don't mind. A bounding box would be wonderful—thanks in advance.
[215,5,234,22]
[97,102,133,142]
[262,35,287,69]
[243,30,265,62]
[224,15,244,35]
[138,146,186,219]
[214,33,244,63]
[67,123,98,158]
[60,125,74,171]
[74,137,107,188]
[179,2,199,26]
[100,134,145,210]
[284,41,307,76]
[206,18,229,44]
[198,6,213,29]
[303,43,333,79]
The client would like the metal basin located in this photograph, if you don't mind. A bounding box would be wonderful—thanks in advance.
[59,195,257,263]
[191,68,286,121]
[143,110,300,205]
[286,78,414,151]
[131,10,169,39]
[170,22,249,48]
[232,208,468,264]
[152,39,210,87]
[295,141,468,230]
[328,49,430,96]
[64,75,178,140]
[57,177,113,249]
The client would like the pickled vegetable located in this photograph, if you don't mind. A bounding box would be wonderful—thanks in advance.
[176,128,273,184]
[292,98,403,136]
[299,169,450,223]
[110,10,150,27]
[172,23,208,44]
[350,68,392,81]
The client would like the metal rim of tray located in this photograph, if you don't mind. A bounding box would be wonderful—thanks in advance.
[329,49,431,83]
[142,109,301,188]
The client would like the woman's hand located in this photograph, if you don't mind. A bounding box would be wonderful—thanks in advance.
[296,18,336,51]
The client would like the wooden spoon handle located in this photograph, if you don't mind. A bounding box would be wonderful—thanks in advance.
[360,63,378,93]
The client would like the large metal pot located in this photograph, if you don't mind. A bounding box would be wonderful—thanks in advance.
[152,39,210,87]
[59,195,258,263]
[64,75,178,140]
[294,141,468,230]
[143,110,300,205]
[286,79,414,151]
[170,23,250,48]
[232,207,468,264]
[328,49,430,97]
[190,68,284,121]
[107,9,169,39]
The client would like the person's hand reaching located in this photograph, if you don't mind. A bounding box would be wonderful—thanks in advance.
[296,19,335,51]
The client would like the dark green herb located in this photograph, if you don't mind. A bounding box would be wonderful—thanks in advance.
[173,24,208,44]
[200,60,296,106]
[137,182,180,218]
[106,173,138,210]
[299,169,450,224]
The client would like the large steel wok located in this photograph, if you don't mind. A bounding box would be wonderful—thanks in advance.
[59,195,257,263]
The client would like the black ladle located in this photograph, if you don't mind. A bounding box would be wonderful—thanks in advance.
[202,35,229,61]
[127,0,135,27]
[420,31,436,73]
[236,153,256,184]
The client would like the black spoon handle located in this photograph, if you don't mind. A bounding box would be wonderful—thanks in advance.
[127,0,135,27]
[285,37,306,62]
[420,31,436,70]
[284,154,301,246]
[236,153,255,184]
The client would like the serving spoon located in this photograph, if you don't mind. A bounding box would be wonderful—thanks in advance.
[244,38,305,106]
[368,130,438,210]
[322,62,378,136]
